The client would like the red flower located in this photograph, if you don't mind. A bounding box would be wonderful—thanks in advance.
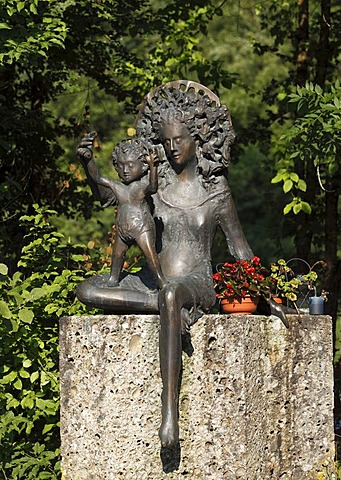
[252,256,261,265]
[213,273,222,281]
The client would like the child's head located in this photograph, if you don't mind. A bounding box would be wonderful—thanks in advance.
[112,139,149,184]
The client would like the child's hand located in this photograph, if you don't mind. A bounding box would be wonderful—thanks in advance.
[146,153,156,166]
[77,131,97,162]
[146,148,160,166]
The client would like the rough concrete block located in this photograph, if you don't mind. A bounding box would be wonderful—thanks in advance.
[60,314,335,479]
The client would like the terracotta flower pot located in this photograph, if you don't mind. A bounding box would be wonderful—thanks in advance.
[220,296,259,315]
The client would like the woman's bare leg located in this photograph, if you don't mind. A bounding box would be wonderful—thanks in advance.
[76,274,159,312]
[158,283,191,447]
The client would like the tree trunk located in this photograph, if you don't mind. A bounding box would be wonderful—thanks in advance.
[296,0,309,86]
[294,160,318,260]
[293,0,312,260]
[323,159,341,326]
[315,0,331,86]
[315,0,339,325]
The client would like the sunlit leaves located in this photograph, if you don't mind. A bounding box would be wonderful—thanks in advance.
[271,81,341,215]
[0,206,101,479]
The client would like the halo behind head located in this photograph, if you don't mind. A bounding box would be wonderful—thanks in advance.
[135,80,235,179]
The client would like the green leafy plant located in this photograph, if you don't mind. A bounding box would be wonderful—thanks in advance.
[268,259,318,302]
[0,205,101,479]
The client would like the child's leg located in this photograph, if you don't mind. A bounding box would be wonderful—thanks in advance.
[108,235,129,287]
[136,231,166,289]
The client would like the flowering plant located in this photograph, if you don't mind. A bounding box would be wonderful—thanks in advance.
[212,256,272,300]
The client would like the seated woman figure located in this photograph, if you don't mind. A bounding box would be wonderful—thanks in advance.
[77,81,263,447]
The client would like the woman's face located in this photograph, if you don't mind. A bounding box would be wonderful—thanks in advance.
[161,122,196,171]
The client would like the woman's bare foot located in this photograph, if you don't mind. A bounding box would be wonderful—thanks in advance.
[159,414,179,447]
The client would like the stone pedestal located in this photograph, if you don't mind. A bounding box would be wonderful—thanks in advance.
[59,314,335,479]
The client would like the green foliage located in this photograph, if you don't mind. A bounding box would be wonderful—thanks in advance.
[0,0,68,65]
[0,205,100,479]
[269,258,318,302]
[271,81,341,215]
[0,0,231,268]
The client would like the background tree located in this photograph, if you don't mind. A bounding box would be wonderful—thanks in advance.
[0,0,232,271]
[206,0,340,321]
[253,0,341,320]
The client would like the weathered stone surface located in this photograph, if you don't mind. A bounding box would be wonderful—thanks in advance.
[60,314,335,479]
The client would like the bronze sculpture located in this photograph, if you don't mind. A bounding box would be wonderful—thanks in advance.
[76,80,283,448]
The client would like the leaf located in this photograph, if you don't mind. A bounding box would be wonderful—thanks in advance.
[44,304,59,314]
[0,263,8,275]
[30,371,39,383]
[283,204,292,215]
[0,300,11,318]
[1,370,17,384]
[293,203,302,214]
[10,318,19,332]
[328,162,339,175]
[40,371,50,387]
[18,308,34,324]
[13,377,23,390]
[289,172,299,182]
[27,287,47,301]
[301,202,312,214]
[283,179,293,193]
[19,369,30,378]
[42,424,54,434]
[271,172,285,184]
[21,396,34,409]
[7,397,20,409]
[29,3,37,14]
[36,398,46,410]
[71,254,85,262]
[297,179,307,192]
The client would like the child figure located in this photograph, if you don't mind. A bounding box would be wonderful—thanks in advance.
[78,132,165,289]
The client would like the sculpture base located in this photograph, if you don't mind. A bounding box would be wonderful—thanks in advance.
[60,314,335,479]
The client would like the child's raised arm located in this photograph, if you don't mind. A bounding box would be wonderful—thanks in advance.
[77,131,117,206]
[145,149,159,195]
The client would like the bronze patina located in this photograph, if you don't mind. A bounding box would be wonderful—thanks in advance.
[76,80,285,448]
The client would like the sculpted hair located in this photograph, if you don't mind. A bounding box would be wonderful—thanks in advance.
[112,138,150,173]
[135,85,236,186]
